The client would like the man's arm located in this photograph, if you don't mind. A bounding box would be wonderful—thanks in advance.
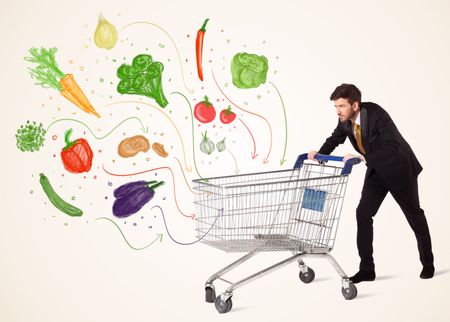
[318,121,347,155]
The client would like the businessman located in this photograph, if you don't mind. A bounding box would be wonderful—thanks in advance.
[308,84,434,283]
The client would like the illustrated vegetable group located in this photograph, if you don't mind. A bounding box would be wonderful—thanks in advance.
[25,47,100,117]
[117,54,169,108]
[194,96,216,123]
[60,129,94,173]
[113,180,165,218]
[94,14,118,50]
[231,52,269,89]
[195,18,209,81]
[39,173,83,217]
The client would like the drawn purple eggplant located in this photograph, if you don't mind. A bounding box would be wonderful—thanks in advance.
[112,180,164,218]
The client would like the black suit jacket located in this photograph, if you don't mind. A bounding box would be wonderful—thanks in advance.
[318,102,422,191]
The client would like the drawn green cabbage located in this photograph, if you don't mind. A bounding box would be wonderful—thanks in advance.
[231,52,269,89]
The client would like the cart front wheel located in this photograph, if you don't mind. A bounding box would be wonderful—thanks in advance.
[299,267,315,283]
[205,286,216,303]
[341,283,358,300]
[215,296,233,314]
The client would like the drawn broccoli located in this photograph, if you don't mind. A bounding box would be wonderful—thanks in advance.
[231,52,269,89]
[116,54,169,108]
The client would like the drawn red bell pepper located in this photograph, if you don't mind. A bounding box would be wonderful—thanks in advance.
[60,128,94,173]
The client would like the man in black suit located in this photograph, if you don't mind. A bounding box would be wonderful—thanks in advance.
[308,84,434,283]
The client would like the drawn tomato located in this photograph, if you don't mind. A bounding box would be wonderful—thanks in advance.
[194,96,216,123]
[219,106,236,124]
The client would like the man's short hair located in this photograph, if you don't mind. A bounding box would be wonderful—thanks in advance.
[330,84,361,106]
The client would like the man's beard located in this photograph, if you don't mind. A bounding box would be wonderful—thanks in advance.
[339,109,356,123]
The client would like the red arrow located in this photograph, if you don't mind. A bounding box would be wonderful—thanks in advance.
[238,118,258,159]
[212,70,272,164]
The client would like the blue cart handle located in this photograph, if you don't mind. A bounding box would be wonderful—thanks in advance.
[293,153,362,175]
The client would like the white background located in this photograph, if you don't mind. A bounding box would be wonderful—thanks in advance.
[1,0,449,321]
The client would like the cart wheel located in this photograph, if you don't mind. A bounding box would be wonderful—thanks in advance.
[205,286,216,303]
[341,283,358,300]
[215,296,233,314]
[299,267,315,283]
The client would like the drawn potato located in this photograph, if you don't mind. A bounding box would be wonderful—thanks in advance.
[118,135,150,158]
[152,142,169,158]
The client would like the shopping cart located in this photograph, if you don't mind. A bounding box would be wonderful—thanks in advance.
[193,153,362,313]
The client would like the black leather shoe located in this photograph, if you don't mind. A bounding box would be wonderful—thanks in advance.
[349,270,376,283]
[420,265,435,279]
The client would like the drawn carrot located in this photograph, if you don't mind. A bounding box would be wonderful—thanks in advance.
[195,18,209,81]
[25,47,100,117]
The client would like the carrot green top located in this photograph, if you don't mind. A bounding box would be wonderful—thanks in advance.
[25,47,66,92]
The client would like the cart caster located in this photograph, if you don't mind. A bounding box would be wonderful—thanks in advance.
[205,286,216,303]
[341,282,358,300]
[299,267,315,283]
[215,295,233,314]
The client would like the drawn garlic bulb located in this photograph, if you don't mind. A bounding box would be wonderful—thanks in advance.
[200,131,215,155]
[216,138,226,152]
[94,14,118,49]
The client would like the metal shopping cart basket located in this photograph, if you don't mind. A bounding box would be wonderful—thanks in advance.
[193,153,362,313]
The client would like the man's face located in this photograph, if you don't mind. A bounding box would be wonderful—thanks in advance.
[334,98,359,123]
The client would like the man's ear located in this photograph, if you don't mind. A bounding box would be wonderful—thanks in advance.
[352,102,360,111]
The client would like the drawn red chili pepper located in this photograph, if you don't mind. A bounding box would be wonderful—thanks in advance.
[60,128,94,173]
[195,18,209,81]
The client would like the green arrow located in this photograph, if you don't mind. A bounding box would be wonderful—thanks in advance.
[170,91,206,180]
[95,217,163,250]
[269,82,288,166]
[46,116,148,140]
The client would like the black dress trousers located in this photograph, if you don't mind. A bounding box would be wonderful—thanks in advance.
[356,169,434,271]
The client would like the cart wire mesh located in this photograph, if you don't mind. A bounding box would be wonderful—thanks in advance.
[193,162,349,253]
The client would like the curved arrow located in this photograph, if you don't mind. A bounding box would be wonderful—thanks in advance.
[212,70,272,164]
[170,91,206,180]
[152,205,223,245]
[102,164,195,219]
[46,117,148,140]
[122,21,193,94]
[226,148,240,175]
[173,156,206,195]
[173,156,211,196]
[269,82,288,166]
[105,100,192,172]
[238,118,258,160]
[95,217,163,250]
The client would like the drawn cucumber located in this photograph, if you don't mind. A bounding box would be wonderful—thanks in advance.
[39,173,83,217]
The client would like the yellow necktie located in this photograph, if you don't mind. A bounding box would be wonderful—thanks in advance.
[354,123,366,154]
